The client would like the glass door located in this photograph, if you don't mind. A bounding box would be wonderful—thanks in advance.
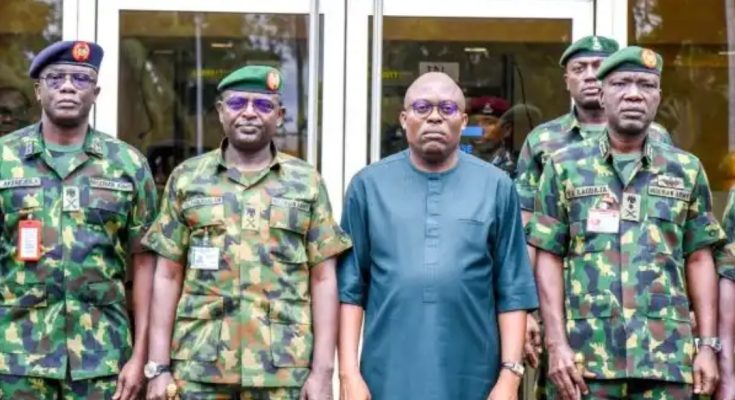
[94,0,346,208]
[344,0,596,187]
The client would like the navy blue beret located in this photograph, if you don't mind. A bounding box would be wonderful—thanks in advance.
[29,41,104,79]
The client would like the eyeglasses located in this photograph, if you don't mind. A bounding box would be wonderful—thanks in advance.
[223,96,277,114]
[408,99,460,119]
[39,72,96,90]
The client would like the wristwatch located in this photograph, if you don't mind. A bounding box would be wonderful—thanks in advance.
[501,361,525,377]
[144,361,172,380]
[695,337,722,353]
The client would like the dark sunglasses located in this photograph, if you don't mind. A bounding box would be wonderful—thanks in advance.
[408,99,460,118]
[223,96,277,114]
[39,72,96,90]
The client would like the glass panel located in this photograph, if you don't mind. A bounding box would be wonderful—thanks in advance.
[369,16,571,174]
[629,0,733,214]
[0,0,63,137]
[118,11,315,191]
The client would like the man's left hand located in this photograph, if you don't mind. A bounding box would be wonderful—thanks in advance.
[694,347,720,395]
[300,369,334,400]
[113,356,145,400]
[487,370,521,400]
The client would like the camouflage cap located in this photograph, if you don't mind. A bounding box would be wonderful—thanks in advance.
[217,65,283,94]
[596,46,663,80]
[559,35,619,67]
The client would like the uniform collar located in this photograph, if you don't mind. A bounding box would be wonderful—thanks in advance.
[560,110,581,135]
[216,139,282,171]
[597,129,655,166]
[216,139,285,188]
[22,123,105,159]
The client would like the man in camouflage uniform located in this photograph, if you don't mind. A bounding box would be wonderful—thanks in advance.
[514,36,671,399]
[143,65,352,400]
[715,192,735,399]
[528,46,724,399]
[0,41,158,400]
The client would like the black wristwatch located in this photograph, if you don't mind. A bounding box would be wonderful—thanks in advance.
[144,361,172,379]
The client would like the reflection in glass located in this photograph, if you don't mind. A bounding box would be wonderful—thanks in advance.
[118,11,314,190]
[0,0,63,136]
[369,17,569,170]
[629,0,733,213]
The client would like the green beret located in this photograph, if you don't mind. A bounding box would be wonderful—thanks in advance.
[559,35,619,67]
[596,46,663,80]
[217,65,283,94]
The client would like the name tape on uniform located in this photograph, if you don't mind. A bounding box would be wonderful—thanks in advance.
[0,177,42,189]
[271,197,310,212]
[565,185,608,200]
[89,178,134,192]
[648,186,691,202]
[182,196,224,211]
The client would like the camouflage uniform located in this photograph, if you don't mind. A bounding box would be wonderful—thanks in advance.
[0,124,157,396]
[527,133,725,396]
[472,140,516,177]
[515,111,672,212]
[142,141,351,394]
[716,189,735,281]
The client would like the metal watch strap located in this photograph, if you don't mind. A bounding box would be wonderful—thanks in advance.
[695,337,722,353]
[501,361,524,377]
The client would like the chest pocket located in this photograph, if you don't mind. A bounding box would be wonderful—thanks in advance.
[182,196,226,248]
[1,184,44,239]
[85,178,133,230]
[269,197,311,264]
[645,195,686,256]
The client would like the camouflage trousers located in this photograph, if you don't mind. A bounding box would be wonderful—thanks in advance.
[175,379,302,400]
[0,374,118,400]
[546,378,691,399]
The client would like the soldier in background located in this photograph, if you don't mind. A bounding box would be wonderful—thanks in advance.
[0,86,31,136]
[0,41,157,400]
[143,65,351,400]
[528,47,723,399]
[467,95,516,175]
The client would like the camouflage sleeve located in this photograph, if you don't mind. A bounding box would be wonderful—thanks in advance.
[514,133,541,211]
[683,164,726,255]
[338,176,369,307]
[305,176,352,267]
[141,168,190,263]
[526,160,569,256]
[127,159,158,254]
[716,189,735,281]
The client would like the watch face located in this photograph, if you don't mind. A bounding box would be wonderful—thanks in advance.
[144,363,157,378]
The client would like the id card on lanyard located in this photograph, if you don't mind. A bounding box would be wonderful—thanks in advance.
[189,228,220,270]
[18,215,42,262]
